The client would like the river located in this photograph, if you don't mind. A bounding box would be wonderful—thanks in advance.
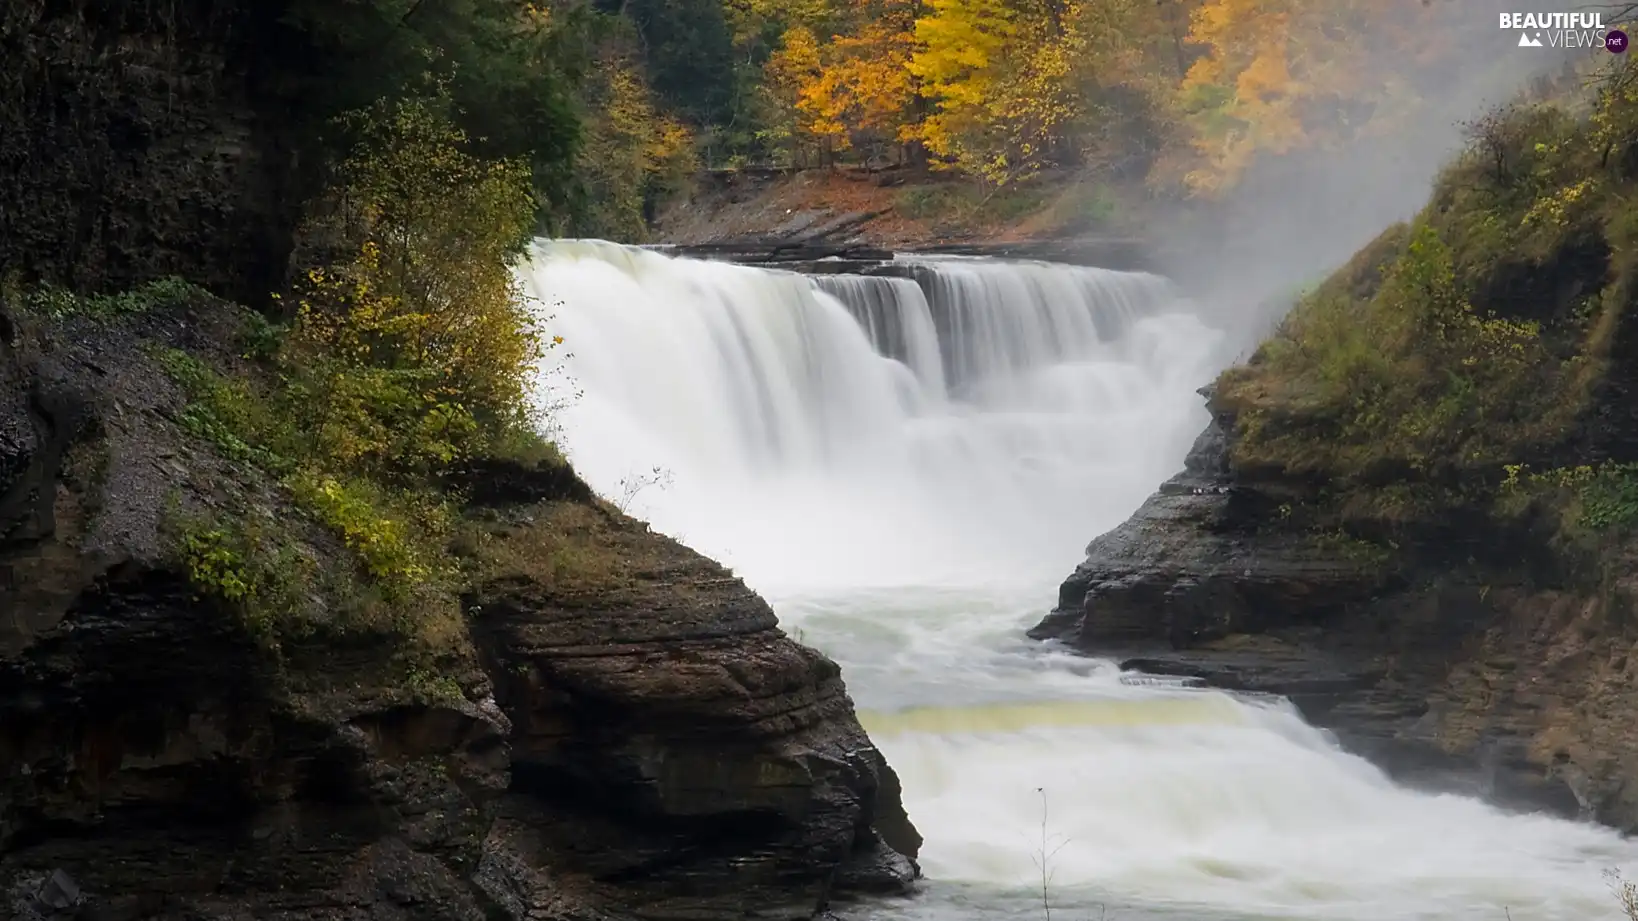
[519,240,1638,921]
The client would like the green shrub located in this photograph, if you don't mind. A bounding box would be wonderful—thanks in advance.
[179,526,259,605]
[152,87,566,674]
[290,87,551,473]
[1217,80,1638,502]
[154,348,295,470]
[1508,463,1638,534]
[1038,180,1118,232]
[168,505,320,647]
[893,184,965,219]
[1223,222,1560,479]
[21,276,206,320]
[285,471,455,604]
[1582,464,1638,531]
[892,181,1050,223]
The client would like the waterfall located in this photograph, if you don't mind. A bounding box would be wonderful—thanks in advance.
[516,239,1638,921]
[519,240,1223,590]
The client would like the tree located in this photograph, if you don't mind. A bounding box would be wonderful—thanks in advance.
[280,0,591,225]
[291,88,545,475]
[575,49,699,238]
[623,0,740,126]
[908,0,1081,184]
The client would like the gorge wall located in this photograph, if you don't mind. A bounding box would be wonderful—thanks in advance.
[0,296,919,919]
[1029,393,1638,825]
[0,5,921,918]
[0,0,306,303]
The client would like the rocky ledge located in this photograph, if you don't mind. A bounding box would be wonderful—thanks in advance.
[0,301,919,920]
[658,238,1151,275]
[1030,388,1638,828]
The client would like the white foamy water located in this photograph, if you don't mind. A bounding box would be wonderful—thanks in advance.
[519,240,1638,921]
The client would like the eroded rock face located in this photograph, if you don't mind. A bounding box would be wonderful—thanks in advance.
[0,304,513,921]
[0,1,297,303]
[464,496,920,920]
[0,302,919,920]
[1030,388,1638,828]
[1029,409,1384,652]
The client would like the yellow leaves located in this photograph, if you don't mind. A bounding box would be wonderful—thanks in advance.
[815,27,917,140]
[1522,177,1601,230]
[905,0,1083,183]
[1234,35,1290,104]
[290,89,544,476]
[908,0,1015,109]
[285,471,448,602]
[1174,0,1306,192]
[768,27,843,141]
[767,24,823,90]
[1170,0,1458,195]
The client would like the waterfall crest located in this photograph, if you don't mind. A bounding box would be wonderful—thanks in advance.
[519,241,1225,589]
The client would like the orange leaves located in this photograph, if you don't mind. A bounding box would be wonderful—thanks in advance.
[768,26,847,141]
[750,0,1468,196]
[767,3,919,152]
[577,52,699,239]
[809,21,923,141]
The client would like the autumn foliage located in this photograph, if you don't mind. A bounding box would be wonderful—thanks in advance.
[717,0,1490,193]
[290,89,550,478]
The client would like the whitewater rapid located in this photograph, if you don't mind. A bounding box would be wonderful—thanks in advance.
[519,240,1638,921]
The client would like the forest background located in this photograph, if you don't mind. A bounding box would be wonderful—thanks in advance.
[318,0,1554,243]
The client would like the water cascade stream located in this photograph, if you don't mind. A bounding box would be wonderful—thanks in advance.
[519,239,1638,921]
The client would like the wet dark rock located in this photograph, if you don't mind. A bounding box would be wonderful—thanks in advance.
[658,242,897,267]
[464,472,920,918]
[911,238,1150,270]
[0,306,919,918]
[661,239,1151,273]
[0,1,299,303]
[6,869,84,921]
[1028,403,1384,652]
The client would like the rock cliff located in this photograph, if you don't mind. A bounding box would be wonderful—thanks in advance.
[0,299,919,920]
[0,0,302,303]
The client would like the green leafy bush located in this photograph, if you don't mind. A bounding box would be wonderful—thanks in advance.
[292,87,550,475]
[285,471,455,605]
[1217,78,1638,579]
[892,181,1050,223]
[168,505,320,647]
[279,0,588,225]
[1582,464,1638,531]
[155,88,564,664]
[1223,222,1559,479]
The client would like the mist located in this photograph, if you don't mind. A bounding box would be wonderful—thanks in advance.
[1154,0,1587,351]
